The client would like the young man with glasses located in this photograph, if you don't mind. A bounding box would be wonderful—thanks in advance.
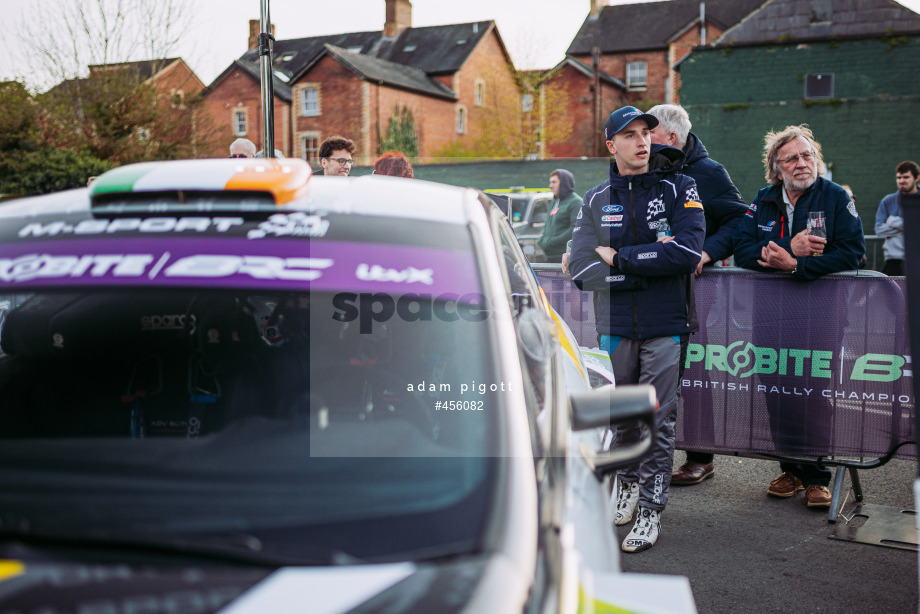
[732,125,864,508]
[229,138,256,159]
[317,136,357,176]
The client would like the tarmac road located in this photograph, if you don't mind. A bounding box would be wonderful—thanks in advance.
[619,451,919,614]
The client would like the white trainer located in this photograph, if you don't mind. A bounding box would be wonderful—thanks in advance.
[622,507,660,553]
[614,480,640,526]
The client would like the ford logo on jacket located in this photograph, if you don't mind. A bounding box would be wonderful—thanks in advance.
[569,144,706,340]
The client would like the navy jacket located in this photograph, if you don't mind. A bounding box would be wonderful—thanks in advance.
[681,133,747,262]
[570,145,705,339]
[733,178,865,280]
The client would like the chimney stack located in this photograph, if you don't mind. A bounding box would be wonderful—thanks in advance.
[589,0,606,18]
[249,19,276,51]
[384,0,412,38]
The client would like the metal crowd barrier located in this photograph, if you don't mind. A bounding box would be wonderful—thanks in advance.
[533,264,915,524]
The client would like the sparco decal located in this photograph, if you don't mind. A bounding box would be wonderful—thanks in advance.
[0,254,333,282]
[19,218,245,237]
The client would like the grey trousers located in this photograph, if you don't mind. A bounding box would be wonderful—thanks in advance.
[601,334,680,512]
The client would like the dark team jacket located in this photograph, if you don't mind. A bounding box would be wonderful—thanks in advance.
[733,177,864,280]
[570,145,706,340]
[681,132,748,262]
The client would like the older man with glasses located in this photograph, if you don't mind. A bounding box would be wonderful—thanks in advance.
[732,125,865,508]
[316,136,357,176]
[229,138,256,159]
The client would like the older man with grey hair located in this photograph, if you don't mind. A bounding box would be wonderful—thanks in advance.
[229,138,257,159]
[647,104,748,486]
[732,124,864,508]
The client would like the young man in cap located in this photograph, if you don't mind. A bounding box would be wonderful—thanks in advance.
[570,106,705,552]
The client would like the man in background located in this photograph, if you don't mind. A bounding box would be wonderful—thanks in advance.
[317,136,356,176]
[229,138,256,158]
[538,169,582,263]
[875,160,919,276]
[647,104,748,486]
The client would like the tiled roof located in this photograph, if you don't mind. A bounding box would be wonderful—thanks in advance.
[559,56,627,90]
[567,0,766,54]
[715,0,920,45]
[88,58,180,80]
[321,45,456,99]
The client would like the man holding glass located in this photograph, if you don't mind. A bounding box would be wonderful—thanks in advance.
[733,125,864,507]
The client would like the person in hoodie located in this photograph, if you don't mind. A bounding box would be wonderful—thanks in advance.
[733,124,864,509]
[570,106,705,553]
[647,104,748,487]
[537,169,582,263]
[875,160,918,276]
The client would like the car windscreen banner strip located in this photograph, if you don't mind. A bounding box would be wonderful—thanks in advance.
[536,268,915,461]
[0,239,482,296]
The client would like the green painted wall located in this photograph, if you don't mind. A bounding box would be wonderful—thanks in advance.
[351,158,614,194]
[679,37,920,234]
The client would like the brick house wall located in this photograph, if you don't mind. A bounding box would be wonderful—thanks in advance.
[571,50,667,105]
[542,63,626,158]
[200,67,291,158]
[452,28,521,151]
[679,37,920,220]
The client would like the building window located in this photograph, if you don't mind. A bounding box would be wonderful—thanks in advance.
[475,79,485,107]
[456,106,467,134]
[301,133,320,164]
[301,84,320,117]
[626,62,647,91]
[521,93,534,112]
[805,73,834,99]
[170,89,184,108]
[233,110,247,136]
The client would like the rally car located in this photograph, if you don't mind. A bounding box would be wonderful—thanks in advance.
[0,158,695,613]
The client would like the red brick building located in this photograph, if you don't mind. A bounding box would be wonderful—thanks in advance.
[201,0,520,164]
[566,0,764,106]
[537,57,628,159]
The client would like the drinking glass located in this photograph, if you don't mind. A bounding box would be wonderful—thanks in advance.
[807,211,826,239]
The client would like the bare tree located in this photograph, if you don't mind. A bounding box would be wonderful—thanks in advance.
[21,0,194,86]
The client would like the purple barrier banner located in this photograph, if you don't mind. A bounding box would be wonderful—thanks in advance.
[536,268,916,460]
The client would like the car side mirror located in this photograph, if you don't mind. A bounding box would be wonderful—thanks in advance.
[569,384,657,477]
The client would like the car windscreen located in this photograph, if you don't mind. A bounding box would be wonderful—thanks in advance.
[0,224,506,563]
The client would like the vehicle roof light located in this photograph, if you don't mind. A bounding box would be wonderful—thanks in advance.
[89,159,311,214]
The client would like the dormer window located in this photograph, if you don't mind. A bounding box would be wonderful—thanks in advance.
[403,44,417,52]
[456,39,467,45]
[347,46,363,53]
[279,53,296,62]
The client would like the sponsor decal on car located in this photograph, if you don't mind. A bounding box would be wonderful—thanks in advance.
[0,240,481,295]
[355,264,433,285]
[19,218,246,238]
[247,213,330,239]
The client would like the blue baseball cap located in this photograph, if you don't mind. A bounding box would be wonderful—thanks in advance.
[604,106,659,140]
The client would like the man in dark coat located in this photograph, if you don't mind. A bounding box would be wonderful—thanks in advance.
[647,104,748,486]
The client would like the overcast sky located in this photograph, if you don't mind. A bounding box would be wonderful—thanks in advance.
[3,0,920,90]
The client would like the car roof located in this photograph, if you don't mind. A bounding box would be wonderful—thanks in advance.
[0,160,486,228]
